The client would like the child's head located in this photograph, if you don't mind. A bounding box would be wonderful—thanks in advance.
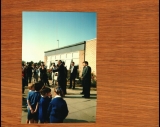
[45,87,51,96]
[54,86,64,97]
[34,82,44,92]
[40,87,48,97]
[40,87,52,97]
[28,84,35,91]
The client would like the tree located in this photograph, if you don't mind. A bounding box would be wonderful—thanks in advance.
[22,60,26,65]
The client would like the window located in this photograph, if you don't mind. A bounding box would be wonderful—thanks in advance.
[73,58,79,66]
[48,56,51,61]
[61,54,66,59]
[73,52,79,58]
[56,55,60,60]
[46,61,50,69]
[52,55,55,60]
[67,53,72,59]
[65,59,72,70]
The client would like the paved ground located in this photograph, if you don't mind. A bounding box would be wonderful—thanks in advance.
[21,81,97,123]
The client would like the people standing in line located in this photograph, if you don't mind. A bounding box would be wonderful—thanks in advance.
[62,62,68,94]
[27,63,33,83]
[81,61,91,98]
[38,87,52,123]
[69,62,77,89]
[47,86,69,123]
[52,60,66,96]
[26,82,43,123]
[40,64,50,87]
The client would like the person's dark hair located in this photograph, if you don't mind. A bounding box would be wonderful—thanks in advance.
[72,62,75,64]
[28,62,31,66]
[54,86,64,97]
[62,61,65,65]
[34,81,44,91]
[40,87,48,96]
[84,61,88,65]
[45,87,51,93]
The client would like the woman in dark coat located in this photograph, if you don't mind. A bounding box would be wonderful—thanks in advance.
[40,65,50,87]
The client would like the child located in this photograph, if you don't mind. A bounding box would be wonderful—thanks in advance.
[28,83,35,92]
[27,82,43,123]
[38,87,52,123]
[26,83,35,123]
[47,86,69,123]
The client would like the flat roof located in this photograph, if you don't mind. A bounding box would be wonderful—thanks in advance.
[44,41,85,53]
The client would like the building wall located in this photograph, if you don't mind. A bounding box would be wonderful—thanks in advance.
[85,38,97,75]
[44,38,96,76]
[78,50,85,76]
[44,56,47,65]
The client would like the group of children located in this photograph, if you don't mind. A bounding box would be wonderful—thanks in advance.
[26,81,69,124]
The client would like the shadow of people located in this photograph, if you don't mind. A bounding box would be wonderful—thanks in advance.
[64,118,91,123]
[64,95,97,99]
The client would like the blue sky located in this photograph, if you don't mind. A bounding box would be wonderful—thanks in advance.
[22,12,97,62]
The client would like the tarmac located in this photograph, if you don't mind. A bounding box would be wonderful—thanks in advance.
[21,81,97,123]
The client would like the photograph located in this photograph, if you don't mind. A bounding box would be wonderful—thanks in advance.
[21,12,97,124]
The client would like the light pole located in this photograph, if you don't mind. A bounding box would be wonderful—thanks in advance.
[57,40,59,48]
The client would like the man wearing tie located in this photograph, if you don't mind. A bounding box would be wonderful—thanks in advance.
[69,62,77,89]
[80,62,86,94]
[81,61,91,98]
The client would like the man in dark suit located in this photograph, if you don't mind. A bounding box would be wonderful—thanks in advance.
[62,61,68,94]
[52,60,66,95]
[69,62,77,89]
[27,62,33,83]
[80,62,86,94]
[81,61,91,98]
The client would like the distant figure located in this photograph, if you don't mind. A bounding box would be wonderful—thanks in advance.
[50,63,57,86]
[52,60,66,95]
[40,65,50,87]
[47,86,69,123]
[69,62,77,89]
[80,62,86,95]
[24,63,28,86]
[81,61,91,98]
[27,63,33,83]
[33,65,39,83]
[22,65,25,94]
[62,62,68,94]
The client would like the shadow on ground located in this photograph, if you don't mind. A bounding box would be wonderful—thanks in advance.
[64,96,97,99]
[64,118,93,123]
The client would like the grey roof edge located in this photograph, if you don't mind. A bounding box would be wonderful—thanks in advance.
[44,41,86,53]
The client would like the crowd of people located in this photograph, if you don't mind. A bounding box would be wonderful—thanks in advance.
[22,60,92,123]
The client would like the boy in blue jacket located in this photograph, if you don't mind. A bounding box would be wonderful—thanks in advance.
[47,86,69,123]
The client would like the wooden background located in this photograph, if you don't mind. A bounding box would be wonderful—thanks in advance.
[1,0,159,127]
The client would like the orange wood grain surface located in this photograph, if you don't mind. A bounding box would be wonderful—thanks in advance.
[1,0,159,127]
